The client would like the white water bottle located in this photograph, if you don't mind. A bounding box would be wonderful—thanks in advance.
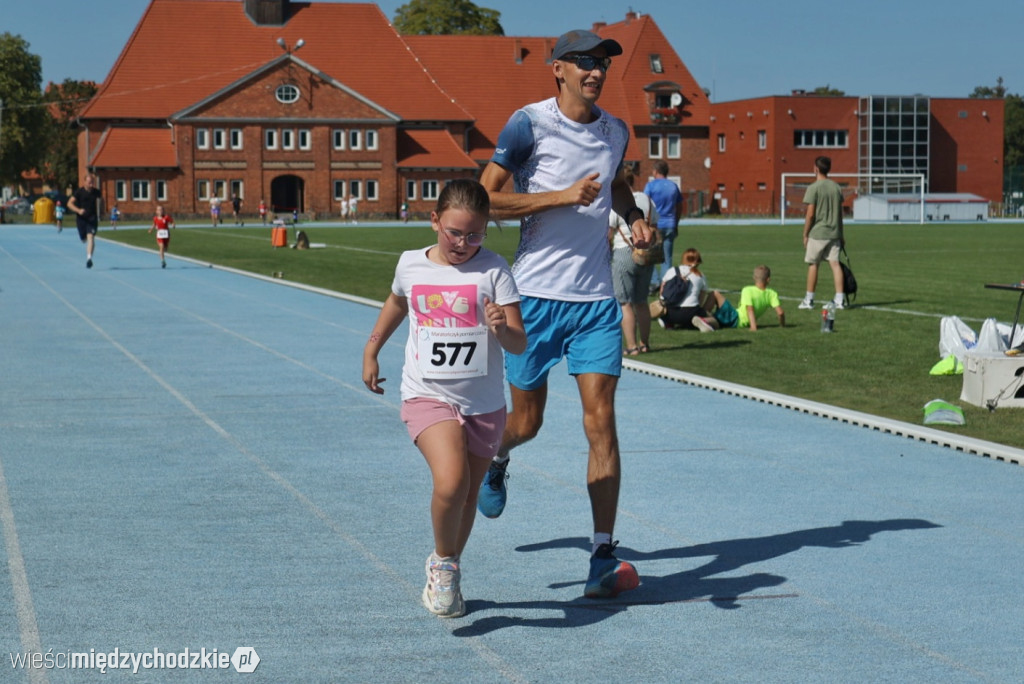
[820,302,835,333]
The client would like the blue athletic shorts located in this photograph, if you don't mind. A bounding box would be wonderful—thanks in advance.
[505,296,623,391]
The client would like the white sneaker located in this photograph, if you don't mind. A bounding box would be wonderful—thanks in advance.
[798,298,814,310]
[833,300,846,310]
[422,553,464,618]
[692,316,715,333]
[657,317,666,329]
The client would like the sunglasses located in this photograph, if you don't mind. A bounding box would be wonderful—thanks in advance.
[442,227,486,247]
[563,54,612,72]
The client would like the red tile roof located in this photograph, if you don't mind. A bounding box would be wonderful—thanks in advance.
[82,0,472,122]
[90,128,177,168]
[397,130,478,169]
[405,15,710,161]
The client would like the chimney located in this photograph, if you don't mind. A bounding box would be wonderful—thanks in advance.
[245,0,289,26]
[592,21,607,31]
[625,10,639,22]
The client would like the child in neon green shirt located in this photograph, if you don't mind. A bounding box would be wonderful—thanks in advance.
[737,265,786,331]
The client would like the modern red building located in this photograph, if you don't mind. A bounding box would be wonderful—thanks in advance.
[708,93,1004,217]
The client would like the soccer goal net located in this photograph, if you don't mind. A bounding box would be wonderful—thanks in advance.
[780,173,926,224]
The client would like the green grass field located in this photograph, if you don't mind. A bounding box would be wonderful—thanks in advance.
[104,220,1024,450]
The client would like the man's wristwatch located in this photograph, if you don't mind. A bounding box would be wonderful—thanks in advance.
[624,207,645,226]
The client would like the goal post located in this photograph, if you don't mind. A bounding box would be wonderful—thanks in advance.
[780,173,926,225]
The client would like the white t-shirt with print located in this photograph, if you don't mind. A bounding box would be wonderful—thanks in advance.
[392,247,520,414]
[491,97,630,301]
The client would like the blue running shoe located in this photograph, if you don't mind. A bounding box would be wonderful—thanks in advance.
[584,542,639,598]
[477,460,509,518]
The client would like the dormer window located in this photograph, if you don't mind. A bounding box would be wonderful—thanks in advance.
[275,84,300,104]
[649,54,663,74]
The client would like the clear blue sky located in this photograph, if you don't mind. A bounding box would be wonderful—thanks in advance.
[8,0,1023,103]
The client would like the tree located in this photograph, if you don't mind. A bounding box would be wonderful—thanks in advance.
[38,79,97,195]
[393,0,503,36]
[811,85,845,96]
[0,33,45,187]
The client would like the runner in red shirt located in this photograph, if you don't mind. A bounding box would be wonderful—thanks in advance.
[148,205,175,268]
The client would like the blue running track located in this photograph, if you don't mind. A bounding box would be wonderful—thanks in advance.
[2,225,1023,683]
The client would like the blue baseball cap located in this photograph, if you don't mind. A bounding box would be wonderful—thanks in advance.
[552,29,623,61]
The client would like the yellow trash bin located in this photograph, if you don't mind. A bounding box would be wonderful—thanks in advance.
[33,197,55,224]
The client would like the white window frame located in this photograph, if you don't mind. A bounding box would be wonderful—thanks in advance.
[366,129,378,150]
[758,130,767,150]
[666,134,680,159]
[332,129,345,150]
[333,180,346,200]
[281,129,295,150]
[115,180,127,201]
[717,134,726,153]
[405,180,417,200]
[213,128,226,150]
[196,128,210,150]
[213,180,226,200]
[156,180,168,201]
[265,129,278,150]
[365,180,378,201]
[131,180,151,201]
[230,180,243,200]
[230,128,243,150]
[422,180,438,201]
[275,84,300,104]
[349,180,362,200]
[298,129,311,150]
[348,130,362,151]
[197,180,210,200]
[648,134,663,158]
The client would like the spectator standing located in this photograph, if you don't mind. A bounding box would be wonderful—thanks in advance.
[799,155,846,310]
[231,194,243,226]
[644,160,683,293]
[258,199,268,225]
[610,171,657,355]
[348,196,358,224]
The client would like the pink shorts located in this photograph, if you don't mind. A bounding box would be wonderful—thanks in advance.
[400,398,506,460]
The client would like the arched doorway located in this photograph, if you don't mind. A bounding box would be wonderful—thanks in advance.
[270,175,304,214]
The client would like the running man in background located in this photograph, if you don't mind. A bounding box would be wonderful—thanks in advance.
[67,172,103,269]
[477,28,651,599]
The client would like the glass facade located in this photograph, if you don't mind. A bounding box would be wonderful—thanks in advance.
[858,96,930,193]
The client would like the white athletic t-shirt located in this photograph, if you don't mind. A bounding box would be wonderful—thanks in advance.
[392,247,520,414]
[491,98,630,301]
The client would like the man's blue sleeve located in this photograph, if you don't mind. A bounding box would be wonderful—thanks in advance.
[490,110,534,171]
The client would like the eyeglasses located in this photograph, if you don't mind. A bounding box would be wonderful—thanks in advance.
[442,227,486,247]
[564,54,612,72]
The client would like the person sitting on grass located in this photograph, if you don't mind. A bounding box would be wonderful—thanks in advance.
[710,264,786,332]
[656,247,726,332]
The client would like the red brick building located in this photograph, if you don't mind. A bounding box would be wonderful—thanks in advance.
[79,0,710,219]
[707,94,1004,217]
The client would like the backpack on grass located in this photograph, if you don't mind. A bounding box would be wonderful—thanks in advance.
[840,248,857,306]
